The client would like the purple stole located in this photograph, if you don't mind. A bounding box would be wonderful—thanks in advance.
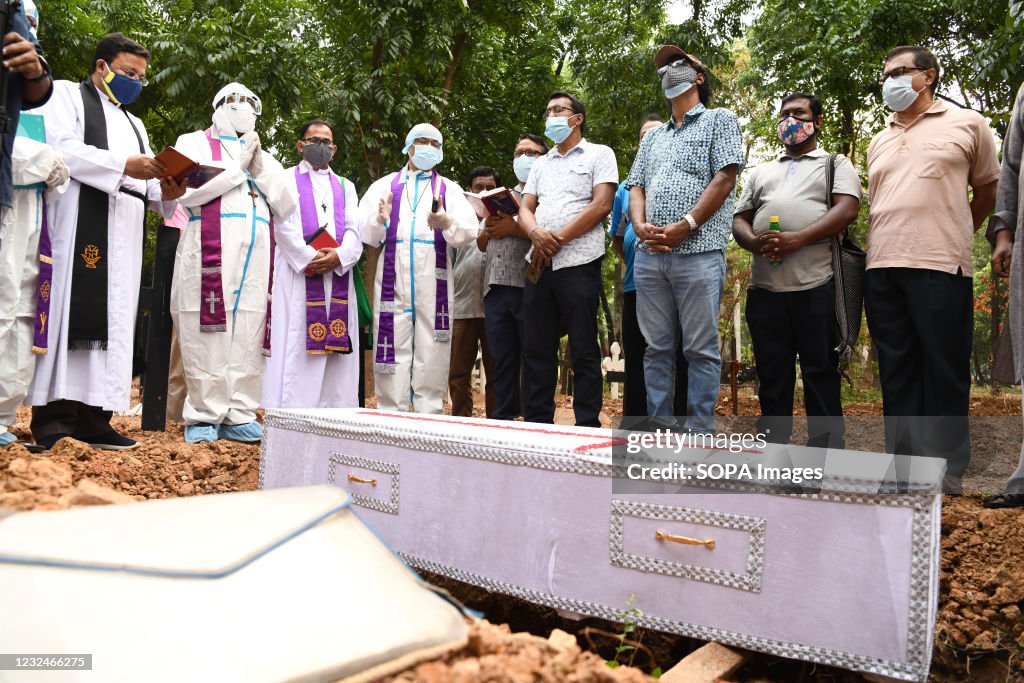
[32,194,52,354]
[199,129,228,332]
[374,170,449,375]
[196,128,275,356]
[294,166,352,354]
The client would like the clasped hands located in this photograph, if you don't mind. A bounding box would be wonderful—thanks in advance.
[306,248,341,276]
[633,220,691,252]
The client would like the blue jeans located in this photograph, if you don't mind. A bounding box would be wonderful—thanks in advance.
[635,249,725,432]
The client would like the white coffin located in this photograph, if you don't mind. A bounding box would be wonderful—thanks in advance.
[261,408,944,682]
[0,486,468,683]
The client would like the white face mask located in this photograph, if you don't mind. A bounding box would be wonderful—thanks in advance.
[225,102,257,134]
[882,75,924,112]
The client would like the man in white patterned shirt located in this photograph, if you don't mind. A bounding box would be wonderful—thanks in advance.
[626,46,744,433]
[519,92,618,427]
[476,134,548,420]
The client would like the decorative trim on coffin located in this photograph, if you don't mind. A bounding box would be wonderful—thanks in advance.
[403,536,932,683]
[261,412,942,495]
[259,413,936,681]
[327,452,400,515]
[609,500,766,593]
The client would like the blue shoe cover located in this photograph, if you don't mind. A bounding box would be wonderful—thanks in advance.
[0,431,16,447]
[218,421,263,443]
[184,423,219,444]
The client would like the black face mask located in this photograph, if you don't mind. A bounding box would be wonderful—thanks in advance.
[302,141,333,167]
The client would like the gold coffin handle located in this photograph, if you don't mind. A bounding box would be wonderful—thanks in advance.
[655,529,715,550]
[347,473,378,487]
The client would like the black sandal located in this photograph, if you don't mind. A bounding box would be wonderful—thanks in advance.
[982,492,1024,509]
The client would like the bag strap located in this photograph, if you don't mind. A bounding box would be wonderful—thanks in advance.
[826,153,841,251]
[825,153,836,210]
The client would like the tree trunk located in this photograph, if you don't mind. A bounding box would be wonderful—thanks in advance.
[599,280,615,358]
[840,102,855,159]
[437,30,470,119]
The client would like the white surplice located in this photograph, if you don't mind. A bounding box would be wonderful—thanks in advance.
[26,81,174,412]
[0,137,68,429]
[358,167,478,413]
[169,121,296,426]
[261,161,362,409]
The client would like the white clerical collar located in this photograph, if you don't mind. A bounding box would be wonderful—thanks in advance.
[300,160,331,175]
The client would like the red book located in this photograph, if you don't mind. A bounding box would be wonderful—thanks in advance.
[306,225,340,250]
[154,146,225,189]
[304,226,341,276]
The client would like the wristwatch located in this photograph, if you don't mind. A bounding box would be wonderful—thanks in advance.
[28,55,51,83]
[683,213,699,233]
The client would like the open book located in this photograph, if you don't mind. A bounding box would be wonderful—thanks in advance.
[154,146,226,189]
[464,187,520,217]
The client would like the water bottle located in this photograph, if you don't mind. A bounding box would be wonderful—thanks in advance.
[768,215,782,266]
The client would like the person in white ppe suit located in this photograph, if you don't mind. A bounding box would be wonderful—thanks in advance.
[0,133,69,447]
[170,82,296,443]
[359,123,478,413]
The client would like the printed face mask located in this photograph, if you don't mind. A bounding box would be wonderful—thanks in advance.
[302,141,334,168]
[411,144,443,171]
[777,116,816,146]
[882,75,923,112]
[514,155,537,183]
[661,63,697,99]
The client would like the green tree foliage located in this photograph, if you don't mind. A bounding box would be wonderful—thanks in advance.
[30,0,1023,385]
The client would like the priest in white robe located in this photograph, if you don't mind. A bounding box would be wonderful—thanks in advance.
[358,123,478,414]
[262,120,362,408]
[27,33,184,450]
[0,134,69,447]
[170,82,296,443]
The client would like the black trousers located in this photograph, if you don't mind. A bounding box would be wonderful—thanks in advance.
[31,400,112,441]
[523,258,603,427]
[864,267,972,478]
[746,281,844,448]
[622,290,687,418]
[484,285,525,420]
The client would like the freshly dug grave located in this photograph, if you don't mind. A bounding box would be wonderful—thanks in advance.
[2,402,1023,681]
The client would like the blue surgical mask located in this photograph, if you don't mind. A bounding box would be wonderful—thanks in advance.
[101,65,143,106]
[882,75,923,112]
[411,144,443,171]
[513,154,536,183]
[545,116,576,144]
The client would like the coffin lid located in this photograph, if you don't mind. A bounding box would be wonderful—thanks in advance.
[0,485,352,578]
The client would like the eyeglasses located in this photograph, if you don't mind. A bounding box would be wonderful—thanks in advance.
[656,58,691,76]
[543,105,576,117]
[514,149,545,158]
[878,66,925,85]
[109,63,148,86]
[217,93,263,115]
[302,137,334,146]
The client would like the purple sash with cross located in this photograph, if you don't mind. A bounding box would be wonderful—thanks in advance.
[374,169,449,375]
[199,128,228,332]
[294,166,352,354]
[32,195,52,354]
[197,128,275,351]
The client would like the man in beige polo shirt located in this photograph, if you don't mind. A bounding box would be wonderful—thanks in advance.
[734,92,861,451]
[866,45,1000,489]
